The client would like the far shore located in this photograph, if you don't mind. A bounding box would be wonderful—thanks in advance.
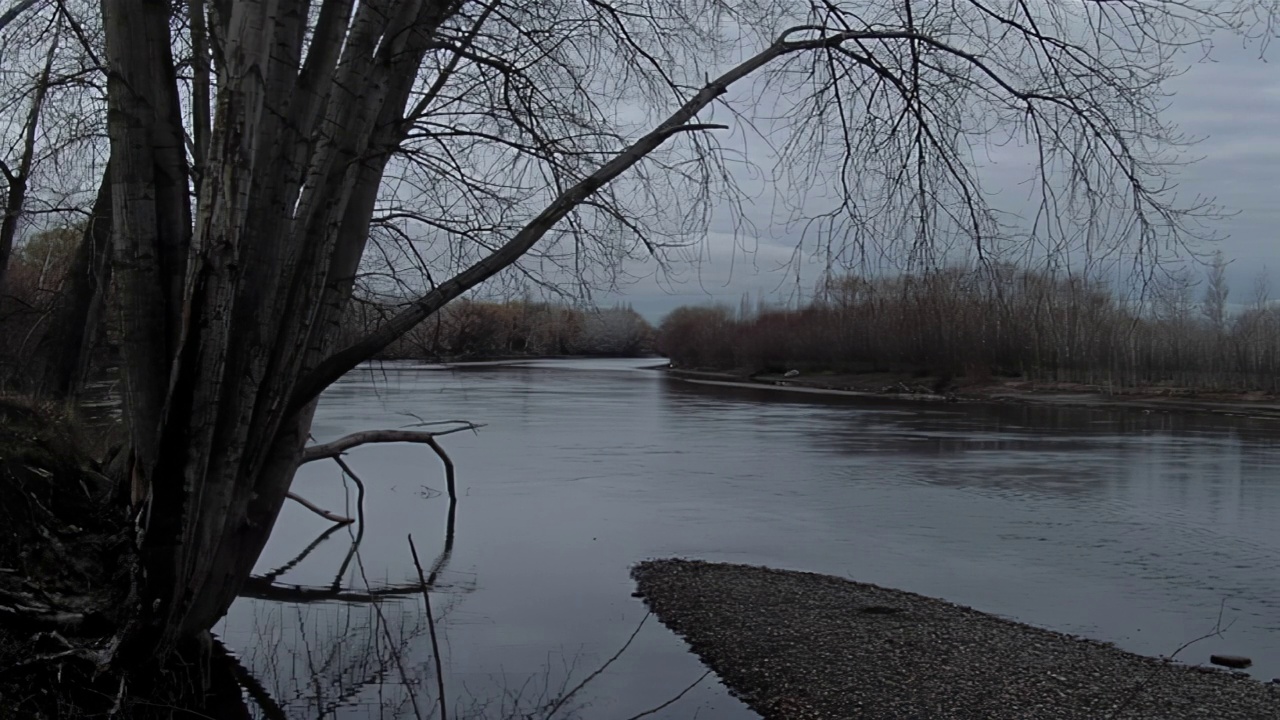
[664,366,1280,421]
[365,353,662,367]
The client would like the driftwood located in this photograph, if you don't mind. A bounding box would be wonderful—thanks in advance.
[300,422,481,503]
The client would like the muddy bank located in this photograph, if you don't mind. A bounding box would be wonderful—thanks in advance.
[665,367,1280,420]
[632,559,1280,719]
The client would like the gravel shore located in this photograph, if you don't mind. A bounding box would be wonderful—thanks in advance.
[631,559,1280,719]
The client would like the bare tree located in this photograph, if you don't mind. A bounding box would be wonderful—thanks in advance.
[1203,250,1230,331]
[0,0,111,394]
[0,28,58,299]
[81,0,1271,673]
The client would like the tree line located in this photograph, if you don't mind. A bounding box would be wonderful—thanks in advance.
[338,297,654,360]
[658,256,1280,392]
[0,225,655,380]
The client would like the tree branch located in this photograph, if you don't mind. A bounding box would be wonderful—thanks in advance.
[285,491,354,524]
[288,22,1001,410]
[408,535,448,720]
[299,424,482,463]
[0,0,40,35]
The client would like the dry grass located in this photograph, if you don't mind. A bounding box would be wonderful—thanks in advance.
[657,266,1280,393]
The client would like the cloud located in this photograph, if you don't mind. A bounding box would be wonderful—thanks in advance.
[606,25,1280,321]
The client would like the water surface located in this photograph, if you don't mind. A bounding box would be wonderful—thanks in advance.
[220,358,1280,718]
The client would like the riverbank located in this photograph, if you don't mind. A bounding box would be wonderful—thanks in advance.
[632,559,1280,719]
[665,367,1280,420]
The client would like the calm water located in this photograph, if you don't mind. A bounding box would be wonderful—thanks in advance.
[218,358,1280,718]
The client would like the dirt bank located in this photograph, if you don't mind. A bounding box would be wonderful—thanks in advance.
[665,367,1280,421]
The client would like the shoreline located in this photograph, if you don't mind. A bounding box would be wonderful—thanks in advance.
[633,559,1280,719]
[664,367,1280,421]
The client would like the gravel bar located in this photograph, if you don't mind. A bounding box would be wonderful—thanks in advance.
[631,559,1280,719]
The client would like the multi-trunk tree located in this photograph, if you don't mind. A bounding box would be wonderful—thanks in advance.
[74,0,1273,665]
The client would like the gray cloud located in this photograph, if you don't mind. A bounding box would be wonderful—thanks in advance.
[609,29,1280,322]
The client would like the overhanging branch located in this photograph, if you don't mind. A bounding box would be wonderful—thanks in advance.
[286,24,898,411]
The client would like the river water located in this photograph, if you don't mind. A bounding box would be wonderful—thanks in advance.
[218,358,1280,718]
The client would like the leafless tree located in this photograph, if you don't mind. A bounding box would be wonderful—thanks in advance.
[1202,250,1230,331]
[0,0,111,394]
[77,0,1273,675]
[0,24,59,299]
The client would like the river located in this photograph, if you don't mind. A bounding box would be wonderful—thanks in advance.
[218,357,1280,718]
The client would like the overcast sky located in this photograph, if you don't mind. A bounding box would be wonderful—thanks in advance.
[601,31,1280,323]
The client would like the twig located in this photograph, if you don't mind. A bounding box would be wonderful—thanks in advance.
[542,612,650,719]
[1104,597,1235,718]
[351,546,424,720]
[408,534,449,720]
[621,670,712,719]
[286,491,354,524]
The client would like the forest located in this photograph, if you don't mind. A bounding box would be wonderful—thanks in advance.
[657,255,1280,392]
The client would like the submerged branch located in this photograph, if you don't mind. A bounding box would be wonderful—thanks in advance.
[408,534,448,720]
[286,491,354,524]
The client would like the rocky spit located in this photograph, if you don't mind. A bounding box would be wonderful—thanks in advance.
[631,560,1280,719]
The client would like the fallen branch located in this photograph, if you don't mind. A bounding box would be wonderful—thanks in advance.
[351,544,424,720]
[1104,598,1236,719]
[331,456,367,588]
[255,522,346,585]
[238,578,436,604]
[424,436,456,500]
[542,612,650,719]
[286,491,354,524]
[0,589,89,633]
[408,534,448,720]
[622,670,712,719]
[300,425,482,463]
[300,425,479,501]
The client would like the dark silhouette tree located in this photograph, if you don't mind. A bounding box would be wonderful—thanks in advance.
[86,0,1270,663]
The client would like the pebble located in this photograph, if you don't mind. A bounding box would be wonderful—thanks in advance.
[632,559,1280,719]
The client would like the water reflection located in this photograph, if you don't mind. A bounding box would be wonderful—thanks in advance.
[218,359,1280,719]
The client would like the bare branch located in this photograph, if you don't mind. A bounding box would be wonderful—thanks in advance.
[187,0,211,186]
[299,425,483,463]
[285,491,354,525]
[542,612,650,719]
[621,670,712,720]
[408,534,448,720]
[0,0,40,35]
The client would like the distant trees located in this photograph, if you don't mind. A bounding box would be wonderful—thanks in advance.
[658,263,1280,392]
[343,297,653,359]
[0,226,84,376]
